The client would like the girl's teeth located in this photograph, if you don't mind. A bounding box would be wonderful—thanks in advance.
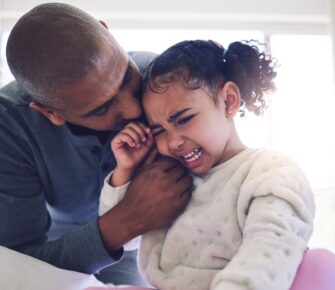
[183,149,202,162]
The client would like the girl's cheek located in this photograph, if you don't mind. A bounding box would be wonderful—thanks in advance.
[156,140,169,156]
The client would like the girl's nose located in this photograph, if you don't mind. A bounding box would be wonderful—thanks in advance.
[168,132,184,152]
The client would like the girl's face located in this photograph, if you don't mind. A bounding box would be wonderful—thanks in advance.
[143,80,242,174]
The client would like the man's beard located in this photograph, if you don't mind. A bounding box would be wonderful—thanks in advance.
[113,115,148,131]
[112,117,129,131]
[66,116,143,135]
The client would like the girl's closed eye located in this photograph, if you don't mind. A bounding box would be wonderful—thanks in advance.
[152,114,197,137]
[177,114,196,125]
[152,127,165,137]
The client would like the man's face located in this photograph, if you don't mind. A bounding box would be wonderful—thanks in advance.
[52,39,142,131]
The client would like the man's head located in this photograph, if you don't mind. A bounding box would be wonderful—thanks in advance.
[6,3,142,130]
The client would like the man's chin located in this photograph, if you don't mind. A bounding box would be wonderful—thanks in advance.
[66,118,138,132]
[112,117,145,131]
[112,119,129,131]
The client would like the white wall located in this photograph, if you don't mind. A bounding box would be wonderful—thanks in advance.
[0,0,331,33]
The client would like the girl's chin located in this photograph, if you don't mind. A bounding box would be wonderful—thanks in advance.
[188,163,213,175]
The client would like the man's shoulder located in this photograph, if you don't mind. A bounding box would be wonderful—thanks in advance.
[128,51,157,74]
[0,81,47,132]
[0,80,31,109]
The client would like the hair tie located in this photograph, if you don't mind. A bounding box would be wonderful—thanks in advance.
[208,40,228,63]
[222,48,228,63]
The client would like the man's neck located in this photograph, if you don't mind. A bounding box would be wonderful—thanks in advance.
[66,122,116,145]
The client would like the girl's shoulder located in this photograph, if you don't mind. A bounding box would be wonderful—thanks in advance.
[249,148,301,168]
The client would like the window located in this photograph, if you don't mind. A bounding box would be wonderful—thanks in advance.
[0,32,13,86]
[271,34,335,249]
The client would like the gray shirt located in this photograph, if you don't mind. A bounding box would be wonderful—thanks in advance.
[0,51,155,285]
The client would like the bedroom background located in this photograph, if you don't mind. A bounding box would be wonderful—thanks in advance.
[0,0,334,251]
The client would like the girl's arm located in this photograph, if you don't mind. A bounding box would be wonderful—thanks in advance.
[111,122,153,187]
[212,152,315,290]
[99,122,153,216]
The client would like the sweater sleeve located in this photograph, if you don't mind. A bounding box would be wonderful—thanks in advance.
[99,171,130,216]
[211,151,315,290]
[99,172,140,251]
[0,105,118,274]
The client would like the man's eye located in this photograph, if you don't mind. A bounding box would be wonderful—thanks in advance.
[177,115,194,125]
[94,105,109,116]
[94,100,114,117]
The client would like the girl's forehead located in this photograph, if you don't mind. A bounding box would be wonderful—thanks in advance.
[143,84,213,123]
[144,81,202,103]
[143,87,194,111]
[143,92,189,122]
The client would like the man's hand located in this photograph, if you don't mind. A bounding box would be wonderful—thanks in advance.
[123,156,193,233]
[98,156,192,254]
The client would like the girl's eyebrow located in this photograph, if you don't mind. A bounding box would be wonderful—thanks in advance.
[168,108,191,122]
[149,108,191,130]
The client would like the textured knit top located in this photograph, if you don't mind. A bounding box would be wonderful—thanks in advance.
[100,148,315,290]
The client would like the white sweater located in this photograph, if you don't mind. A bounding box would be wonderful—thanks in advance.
[100,148,315,290]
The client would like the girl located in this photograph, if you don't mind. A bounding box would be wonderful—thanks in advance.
[97,40,335,290]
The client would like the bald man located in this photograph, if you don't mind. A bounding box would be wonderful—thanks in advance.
[0,3,192,286]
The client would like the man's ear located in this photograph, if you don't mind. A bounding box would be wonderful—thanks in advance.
[30,102,66,126]
[99,20,108,29]
[217,81,241,118]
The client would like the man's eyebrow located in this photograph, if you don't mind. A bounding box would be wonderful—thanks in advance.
[168,108,191,122]
[81,60,132,118]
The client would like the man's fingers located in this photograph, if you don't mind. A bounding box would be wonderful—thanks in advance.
[175,168,189,183]
[142,147,160,165]
[156,157,181,172]
[163,163,188,182]
[176,174,193,195]
[179,184,193,200]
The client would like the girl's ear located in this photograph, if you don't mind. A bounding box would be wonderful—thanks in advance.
[30,102,66,126]
[217,81,241,118]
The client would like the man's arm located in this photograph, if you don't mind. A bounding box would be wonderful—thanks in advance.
[0,108,116,273]
[0,98,192,274]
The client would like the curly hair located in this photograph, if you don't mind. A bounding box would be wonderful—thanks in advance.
[142,39,277,116]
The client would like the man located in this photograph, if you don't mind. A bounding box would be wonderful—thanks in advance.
[0,3,192,286]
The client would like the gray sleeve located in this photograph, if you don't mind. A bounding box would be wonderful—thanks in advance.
[0,106,119,274]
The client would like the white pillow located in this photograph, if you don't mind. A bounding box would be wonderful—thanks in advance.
[0,246,106,290]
